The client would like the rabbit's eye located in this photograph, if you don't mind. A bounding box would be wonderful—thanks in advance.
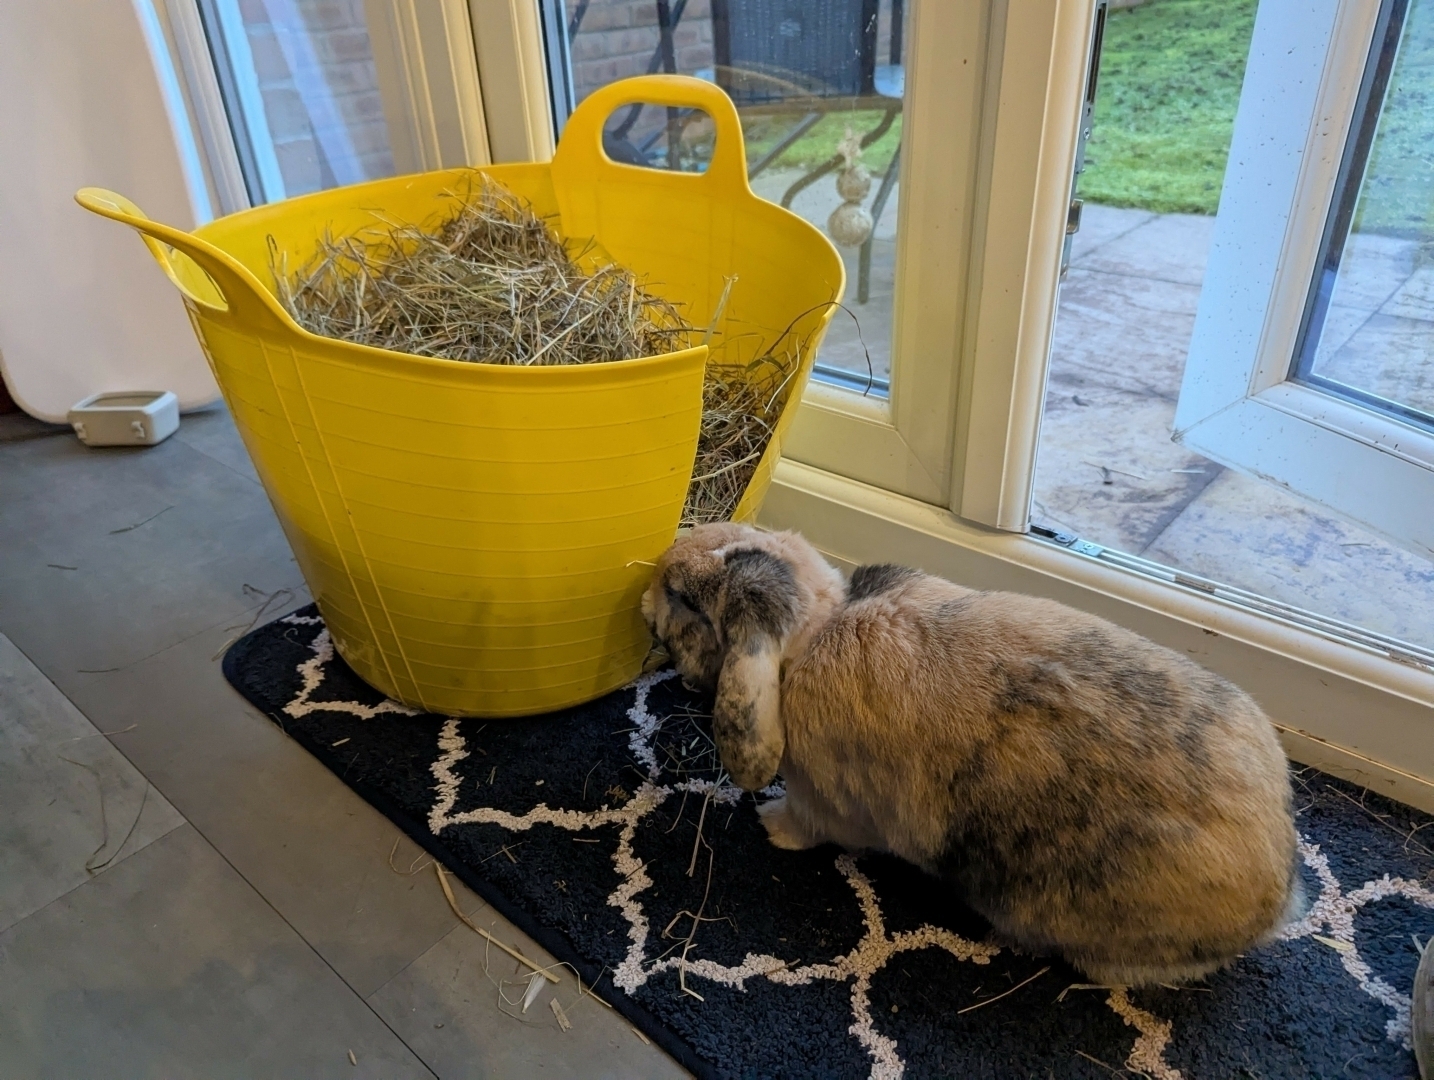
[665,586,714,633]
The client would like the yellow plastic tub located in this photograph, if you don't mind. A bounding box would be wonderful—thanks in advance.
[78,74,843,717]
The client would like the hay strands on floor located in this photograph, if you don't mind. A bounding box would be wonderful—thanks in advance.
[521,969,547,1013]
[549,996,572,1030]
[434,862,560,983]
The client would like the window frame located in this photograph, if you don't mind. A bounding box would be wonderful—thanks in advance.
[157,0,252,216]
[362,0,493,175]
[1172,0,1434,558]
[466,0,556,163]
[775,0,1001,507]
[781,0,1098,525]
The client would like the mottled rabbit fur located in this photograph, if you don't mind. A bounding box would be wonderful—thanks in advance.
[641,522,1301,987]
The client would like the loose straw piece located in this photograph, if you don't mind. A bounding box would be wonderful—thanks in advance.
[520,971,546,1013]
[687,783,716,878]
[434,863,559,983]
[549,996,572,1031]
[703,275,736,347]
[956,965,1050,1014]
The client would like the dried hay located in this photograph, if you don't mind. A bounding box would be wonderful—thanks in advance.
[271,176,802,524]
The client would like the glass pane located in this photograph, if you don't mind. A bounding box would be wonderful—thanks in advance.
[199,0,397,203]
[1031,0,1434,654]
[1293,0,1434,431]
[556,0,905,390]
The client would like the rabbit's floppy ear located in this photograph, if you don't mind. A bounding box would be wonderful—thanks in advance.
[712,547,799,791]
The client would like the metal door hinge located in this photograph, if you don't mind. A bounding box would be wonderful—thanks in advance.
[1061,1,1108,278]
[1029,524,1105,558]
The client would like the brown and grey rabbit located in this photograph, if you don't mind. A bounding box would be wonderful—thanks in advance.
[641,521,1301,987]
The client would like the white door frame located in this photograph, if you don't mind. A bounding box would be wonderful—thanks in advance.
[777,0,1012,508]
[363,0,493,175]
[1174,0,1434,558]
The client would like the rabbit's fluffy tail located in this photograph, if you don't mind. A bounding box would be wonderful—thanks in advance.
[1073,860,1308,988]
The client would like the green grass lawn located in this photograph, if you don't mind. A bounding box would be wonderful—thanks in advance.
[1076,0,1256,215]
[738,0,1261,215]
[1356,0,1434,238]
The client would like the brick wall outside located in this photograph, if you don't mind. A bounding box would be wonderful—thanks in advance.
[567,0,900,107]
[568,0,901,156]
[237,0,395,199]
[228,0,901,200]
[568,0,716,105]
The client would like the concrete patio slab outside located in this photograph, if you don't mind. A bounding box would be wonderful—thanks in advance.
[758,174,1434,651]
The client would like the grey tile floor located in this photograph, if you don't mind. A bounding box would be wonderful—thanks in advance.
[0,408,687,1078]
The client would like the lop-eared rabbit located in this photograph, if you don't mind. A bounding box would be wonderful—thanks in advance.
[641,522,1300,986]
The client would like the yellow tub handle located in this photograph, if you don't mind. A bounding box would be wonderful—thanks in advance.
[75,188,287,330]
[551,74,754,238]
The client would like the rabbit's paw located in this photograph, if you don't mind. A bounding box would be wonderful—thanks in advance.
[757,796,820,850]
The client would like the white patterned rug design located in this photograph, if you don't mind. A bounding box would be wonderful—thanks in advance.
[223,609,1434,1080]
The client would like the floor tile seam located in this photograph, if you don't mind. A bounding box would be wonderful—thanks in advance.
[361,889,514,1011]
[0,631,191,934]
[1133,468,1231,560]
[1362,266,1423,318]
[1129,462,1230,559]
[1371,292,1434,324]
[154,813,444,1078]
[1328,306,1381,352]
[0,813,191,939]
[20,601,458,1037]
[0,821,437,1077]
[361,921,465,1009]
[166,735,475,1027]
[9,581,313,684]
[173,433,264,488]
[67,605,448,1071]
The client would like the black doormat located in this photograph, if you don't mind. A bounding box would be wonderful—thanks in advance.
[223,606,1434,1080]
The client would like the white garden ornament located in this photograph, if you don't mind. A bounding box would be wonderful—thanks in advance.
[827,127,874,248]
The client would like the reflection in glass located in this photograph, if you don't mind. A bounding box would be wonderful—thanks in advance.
[1030,0,1434,654]
[1294,0,1434,430]
[556,0,906,388]
[199,0,396,203]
